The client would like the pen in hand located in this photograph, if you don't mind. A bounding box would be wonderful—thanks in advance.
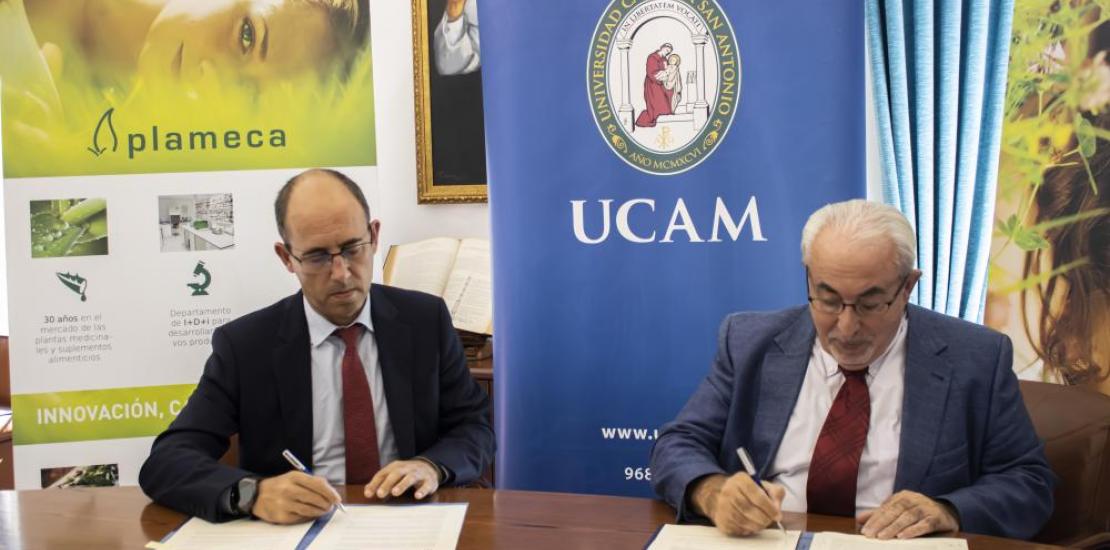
[736,447,786,536]
[281,448,347,513]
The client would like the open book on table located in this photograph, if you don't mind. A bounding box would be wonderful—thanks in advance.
[383,237,492,336]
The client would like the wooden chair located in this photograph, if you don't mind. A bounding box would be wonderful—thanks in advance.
[1020,380,1110,548]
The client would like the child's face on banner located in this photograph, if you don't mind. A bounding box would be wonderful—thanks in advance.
[137,0,342,83]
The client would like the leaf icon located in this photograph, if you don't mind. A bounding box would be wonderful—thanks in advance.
[87,108,118,157]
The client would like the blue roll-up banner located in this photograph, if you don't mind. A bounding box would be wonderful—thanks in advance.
[482,0,864,496]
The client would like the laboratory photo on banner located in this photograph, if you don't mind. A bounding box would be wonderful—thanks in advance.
[413,0,486,203]
[986,0,1110,396]
[0,0,376,177]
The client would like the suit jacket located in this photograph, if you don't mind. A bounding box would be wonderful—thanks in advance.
[649,305,1054,540]
[139,284,494,521]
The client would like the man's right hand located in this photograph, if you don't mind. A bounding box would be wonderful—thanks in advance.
[689,473,785,536]
[251,471,341,524]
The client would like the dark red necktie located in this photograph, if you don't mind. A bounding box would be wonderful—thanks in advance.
[806,366,870,517]
[335,325,380,484]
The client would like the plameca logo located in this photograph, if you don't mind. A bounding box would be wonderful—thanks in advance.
[86,107,287,160]
[87,109,118,157]
[587,0,741,175]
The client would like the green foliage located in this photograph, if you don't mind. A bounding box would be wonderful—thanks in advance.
[59,464,119,488]
[996,213,1049,251]
[1076,115,1098,157]
[30,198,108,258]
[993,0,1110,287]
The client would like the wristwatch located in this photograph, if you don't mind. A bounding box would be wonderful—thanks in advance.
[233,476,260,516]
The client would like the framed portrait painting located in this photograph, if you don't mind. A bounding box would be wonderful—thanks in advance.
[412,0,487,203]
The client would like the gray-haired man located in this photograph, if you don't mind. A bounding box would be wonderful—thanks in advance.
[650,199,1054,540]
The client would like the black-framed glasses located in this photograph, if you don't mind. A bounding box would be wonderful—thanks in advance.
[285,239,374,274]
[806,273,909,318]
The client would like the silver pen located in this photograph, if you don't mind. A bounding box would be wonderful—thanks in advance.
[736,447,786,536]
[282,448,348,513]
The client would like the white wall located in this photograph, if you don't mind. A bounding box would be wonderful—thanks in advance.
[369,0,491,254]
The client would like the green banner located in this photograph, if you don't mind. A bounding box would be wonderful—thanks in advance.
[0,0,376,177]
[12,384,196,445]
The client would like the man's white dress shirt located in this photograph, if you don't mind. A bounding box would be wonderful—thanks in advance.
[768,317,908,515]
[304,296,399,484]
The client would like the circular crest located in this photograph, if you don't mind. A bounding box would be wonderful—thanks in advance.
[587,0,741,175]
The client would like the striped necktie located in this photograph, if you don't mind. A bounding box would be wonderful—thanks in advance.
[806,366,870,517]
[334,325,380,484]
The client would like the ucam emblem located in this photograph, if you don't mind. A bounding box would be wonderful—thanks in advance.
[588,0,740,175]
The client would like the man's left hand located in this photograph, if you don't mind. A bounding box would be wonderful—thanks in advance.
[858,490,959,539]
[364,459,441,500]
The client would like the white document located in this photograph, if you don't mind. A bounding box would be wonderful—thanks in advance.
[808,532,969,550]
[158,517,312,550]
[307,503,468,550]
[648,524,802,550]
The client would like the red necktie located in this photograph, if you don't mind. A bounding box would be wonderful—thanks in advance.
[806,366,870,517]
[335,325,380,484]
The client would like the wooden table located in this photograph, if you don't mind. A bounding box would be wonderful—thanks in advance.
[0,486,1062,549]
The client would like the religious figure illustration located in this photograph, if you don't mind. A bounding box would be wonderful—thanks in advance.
[658,53,683,112]
[596,0,734,171]
[425,0,486,187]
[635,43,675,128]
[433,0,479,76]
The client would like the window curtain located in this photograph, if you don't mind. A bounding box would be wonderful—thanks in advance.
[866,0,1015,322]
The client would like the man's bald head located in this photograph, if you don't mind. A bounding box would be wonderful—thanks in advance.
[274,168,370,242]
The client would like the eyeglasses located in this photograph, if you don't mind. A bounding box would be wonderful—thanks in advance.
[807,273,909,318]
[285,239,373,274]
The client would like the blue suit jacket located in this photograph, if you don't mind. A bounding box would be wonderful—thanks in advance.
[139,284,494,521]
[649,305,1054,540]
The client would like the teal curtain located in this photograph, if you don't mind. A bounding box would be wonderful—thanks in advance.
[866,0,1015,322]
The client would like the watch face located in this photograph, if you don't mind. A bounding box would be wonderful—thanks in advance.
[237,477,258,514]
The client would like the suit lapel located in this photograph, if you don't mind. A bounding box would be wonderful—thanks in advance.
[753,310,814,476]
[273,293,314,465]
[894,306,953,491]
[370,285,416,458]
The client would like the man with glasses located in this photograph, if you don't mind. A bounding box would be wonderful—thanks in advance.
[140,168,493,524]
[650,200,1053,541]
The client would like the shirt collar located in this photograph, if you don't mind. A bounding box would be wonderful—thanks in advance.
[304,294,374,348]
[813,315,908,379]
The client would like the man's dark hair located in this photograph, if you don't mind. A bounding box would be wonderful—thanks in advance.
[274,168,370,242]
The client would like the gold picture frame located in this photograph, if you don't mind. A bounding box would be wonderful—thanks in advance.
[412,0,488,203]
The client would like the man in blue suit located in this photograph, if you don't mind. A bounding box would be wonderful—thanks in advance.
[140,169,493,523]
[650,200,1053,540]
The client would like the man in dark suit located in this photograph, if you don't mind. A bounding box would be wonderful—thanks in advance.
[650,200,1054,540]
[139,168,493,523]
